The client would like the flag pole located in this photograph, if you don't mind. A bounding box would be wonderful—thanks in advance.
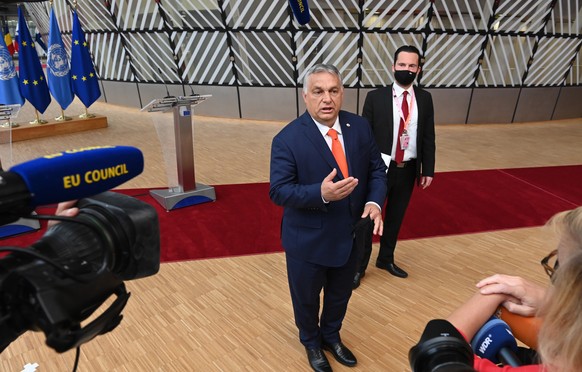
[55,108,71,121]
[29,109,48,125]
[79,106,95,119]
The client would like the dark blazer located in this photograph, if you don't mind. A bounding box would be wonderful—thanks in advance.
[270,110,387,267]
[362,85,436,182]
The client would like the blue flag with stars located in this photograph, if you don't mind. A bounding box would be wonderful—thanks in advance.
[0,28,24,105]
[47,7,74,109]
[17,6,51,113]
[71,11,101,108]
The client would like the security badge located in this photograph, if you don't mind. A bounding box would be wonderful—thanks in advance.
[400,131,410,150]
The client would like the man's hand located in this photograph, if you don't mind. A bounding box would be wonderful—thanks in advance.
[476,274,548,316]
[48,200,79,227]
[420,176,433,189]
[321,168,358,202]
[361,204,383,236]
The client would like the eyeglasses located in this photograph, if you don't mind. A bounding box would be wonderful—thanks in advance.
[541,249,559,278]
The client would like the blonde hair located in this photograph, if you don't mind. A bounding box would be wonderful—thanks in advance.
[546,206,582,258]
[537,252,582,371]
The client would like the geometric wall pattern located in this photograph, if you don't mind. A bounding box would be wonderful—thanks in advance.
[23,0,581,92]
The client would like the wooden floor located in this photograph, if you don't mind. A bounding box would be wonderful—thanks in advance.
[1,99,581,371]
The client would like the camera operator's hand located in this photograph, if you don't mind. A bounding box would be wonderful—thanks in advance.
[476,274,547,317]
[48,200,79,227]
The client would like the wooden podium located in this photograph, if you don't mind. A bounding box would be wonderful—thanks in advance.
[142,95,215,210]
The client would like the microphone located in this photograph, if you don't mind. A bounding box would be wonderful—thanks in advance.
[494,306,541,349]
[158,67,173,98]
[289,0,310,25]
[471,317,522,367]
[1,146,144,225]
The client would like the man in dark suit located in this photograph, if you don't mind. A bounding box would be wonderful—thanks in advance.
[353,45,435,287]
[270,64,387,372]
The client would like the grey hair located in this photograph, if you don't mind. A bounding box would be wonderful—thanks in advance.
[302,64,343,93]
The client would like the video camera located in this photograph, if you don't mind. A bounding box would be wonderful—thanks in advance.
[409,319,476,372]
[0,146,161,353]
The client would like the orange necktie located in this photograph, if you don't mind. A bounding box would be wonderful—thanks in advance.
[328,128,349,178]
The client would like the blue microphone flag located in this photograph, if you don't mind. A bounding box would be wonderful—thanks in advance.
[71,11,101,108]
[17,6,51,113]
[0,28,24,105]
[471,318,518,364]
[9,146,144,206]
[48,6,74,110]
[289,0,310,25]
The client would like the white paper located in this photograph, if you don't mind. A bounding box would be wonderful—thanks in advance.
[381,153,391,172]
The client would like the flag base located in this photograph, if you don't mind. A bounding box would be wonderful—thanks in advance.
[29,118,49,125]
[55,115,73,121]
[79,112,96,119]
[1,121,20,128]
[0,114,108,143]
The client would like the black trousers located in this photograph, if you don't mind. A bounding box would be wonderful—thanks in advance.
[357,160,417,273]
[286,244,358,349]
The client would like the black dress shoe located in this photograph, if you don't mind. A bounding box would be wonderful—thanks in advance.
[376,262,408,278]
[305,347,332,372]
[352,271,365,289]
[322,341,357,367]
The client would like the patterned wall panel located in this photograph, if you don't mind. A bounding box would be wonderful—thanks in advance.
[173,31,234,85]
[477,35,535,87]
[422,33,484,87]
[360,32,424,86]
[294,31,360,86]
[21,0,581,118]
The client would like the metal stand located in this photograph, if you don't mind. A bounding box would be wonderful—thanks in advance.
[0,104,41,237]
[142,95,215,210]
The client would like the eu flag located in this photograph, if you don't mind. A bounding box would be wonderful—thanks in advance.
[71,11,101,108]
[0,29,24,105]
[47,7,73,109]
[17,6,51,113]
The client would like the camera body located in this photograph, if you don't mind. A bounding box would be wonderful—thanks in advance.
[409,319,476,372]
[0,191,160,353]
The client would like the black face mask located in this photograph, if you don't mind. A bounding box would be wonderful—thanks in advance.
[394,70,417,86]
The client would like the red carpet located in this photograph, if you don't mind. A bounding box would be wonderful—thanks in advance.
[2,165,580,262]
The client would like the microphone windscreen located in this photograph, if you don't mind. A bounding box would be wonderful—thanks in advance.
[289,0,310,25]
[9,146,144,206]
[495,306,541,349]
[471,318,518,363]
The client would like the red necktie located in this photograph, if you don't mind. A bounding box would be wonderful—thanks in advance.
[395,91,409,164]
[328,129,349,178]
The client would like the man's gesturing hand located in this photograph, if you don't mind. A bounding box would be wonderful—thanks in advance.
[321,168,358,202]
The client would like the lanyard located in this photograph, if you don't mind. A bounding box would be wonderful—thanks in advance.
[393,87,415,132]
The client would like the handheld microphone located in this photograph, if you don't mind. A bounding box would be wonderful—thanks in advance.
[0,145,144,225]
[471,318,522,367]
[289,0,310,25]
[494,306,541,350]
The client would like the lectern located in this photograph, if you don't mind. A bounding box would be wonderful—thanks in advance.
[142,95,215,210]
[0,104,41,238]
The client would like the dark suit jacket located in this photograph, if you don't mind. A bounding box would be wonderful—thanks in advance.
[362,85,436,182]
[270,110,387,267]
